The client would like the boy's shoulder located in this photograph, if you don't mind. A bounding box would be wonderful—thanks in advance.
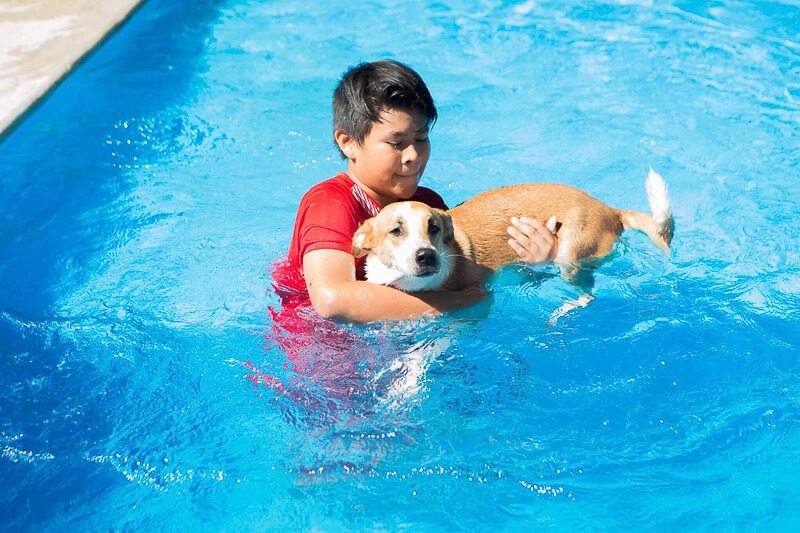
[300,172,447,211]
[299,173,374,217]
[301,173,353,201]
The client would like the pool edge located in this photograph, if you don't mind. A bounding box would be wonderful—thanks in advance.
[0,0,146,140]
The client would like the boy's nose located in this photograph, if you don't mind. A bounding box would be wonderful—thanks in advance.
[402,144,419,165]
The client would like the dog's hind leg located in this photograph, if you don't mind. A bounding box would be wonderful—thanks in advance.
[560,264,596,292]
[548,264,596,325]
[549,293,594,325]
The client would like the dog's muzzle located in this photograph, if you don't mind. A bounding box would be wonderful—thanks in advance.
[414,247,440,277]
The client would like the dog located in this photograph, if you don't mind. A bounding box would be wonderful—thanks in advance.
[352,169,674,297]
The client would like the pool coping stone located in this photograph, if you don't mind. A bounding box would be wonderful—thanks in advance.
[0,0,144,137]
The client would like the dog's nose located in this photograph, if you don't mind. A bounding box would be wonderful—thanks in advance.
[415,248,438,267]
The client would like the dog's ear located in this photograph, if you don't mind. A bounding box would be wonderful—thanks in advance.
[436,210,455,245]
[352,219,375,258]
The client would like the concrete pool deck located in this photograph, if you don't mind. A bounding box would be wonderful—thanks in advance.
[0,0,144,136]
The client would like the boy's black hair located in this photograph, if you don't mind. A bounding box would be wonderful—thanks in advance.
[333,60,438,158]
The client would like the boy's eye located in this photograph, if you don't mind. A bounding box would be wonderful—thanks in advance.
[388,142,403,150]
[389,227,403,236]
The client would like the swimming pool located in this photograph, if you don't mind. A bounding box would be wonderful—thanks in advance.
[2,0,799,529]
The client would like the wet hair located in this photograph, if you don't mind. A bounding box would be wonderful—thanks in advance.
[333,60,438,158]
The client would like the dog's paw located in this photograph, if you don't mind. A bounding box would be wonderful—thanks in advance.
[547,293,595,325]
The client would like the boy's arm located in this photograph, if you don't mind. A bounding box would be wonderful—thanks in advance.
[303,249,486,323]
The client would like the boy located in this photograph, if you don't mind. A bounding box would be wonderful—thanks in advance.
[273,60,558,323]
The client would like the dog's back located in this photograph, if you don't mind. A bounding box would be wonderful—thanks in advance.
[450,183,625,269]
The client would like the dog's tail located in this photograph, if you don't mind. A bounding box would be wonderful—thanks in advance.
[618,168,674,256]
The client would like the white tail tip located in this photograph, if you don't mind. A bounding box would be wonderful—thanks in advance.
[646,167,671,225]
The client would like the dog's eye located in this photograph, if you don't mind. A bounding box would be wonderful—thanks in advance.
[429,223,440,234]
[389,227,403,237]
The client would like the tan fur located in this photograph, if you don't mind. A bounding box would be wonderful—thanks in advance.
[353,181,674,293]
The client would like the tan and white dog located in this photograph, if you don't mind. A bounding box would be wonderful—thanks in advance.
[352,169,674,296]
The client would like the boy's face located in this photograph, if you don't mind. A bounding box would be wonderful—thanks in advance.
[340,108,431,207]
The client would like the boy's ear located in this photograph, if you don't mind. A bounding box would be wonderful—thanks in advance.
[352,220,375,258]
[334,128,355,159]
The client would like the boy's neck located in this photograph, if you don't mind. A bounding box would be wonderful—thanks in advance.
[343,171,394,208]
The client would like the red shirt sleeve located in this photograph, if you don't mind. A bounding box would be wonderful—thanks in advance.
[294,184,361,258]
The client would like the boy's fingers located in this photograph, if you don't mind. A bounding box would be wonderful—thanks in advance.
[506,224,528,244]
[517,216,558,237]
[517,216,544,229]
[509,221,552,251]
[507,238,528,258]
[511,217,544,238]
[508,216,559,264]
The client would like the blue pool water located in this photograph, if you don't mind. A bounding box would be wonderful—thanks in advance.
[2,0,799,529]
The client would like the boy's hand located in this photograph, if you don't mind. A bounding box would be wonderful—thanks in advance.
[507,216,559,266]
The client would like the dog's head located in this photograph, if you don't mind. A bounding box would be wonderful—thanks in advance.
[352,201,455,292]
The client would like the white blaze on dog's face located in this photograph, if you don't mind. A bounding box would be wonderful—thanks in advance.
[352,201,455,292]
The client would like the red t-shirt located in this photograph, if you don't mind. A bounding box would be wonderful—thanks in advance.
[272,173,447,303]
